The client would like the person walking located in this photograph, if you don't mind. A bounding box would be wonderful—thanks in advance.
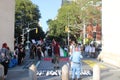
[69,45,83,80]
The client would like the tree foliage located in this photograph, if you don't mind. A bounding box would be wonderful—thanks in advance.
[47,0,101,42]
[15,0,45,43]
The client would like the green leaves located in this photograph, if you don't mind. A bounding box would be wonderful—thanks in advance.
[15,0,44,43]
[47,0,101,43]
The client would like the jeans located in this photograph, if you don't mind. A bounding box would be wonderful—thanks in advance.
[71,62,81,79]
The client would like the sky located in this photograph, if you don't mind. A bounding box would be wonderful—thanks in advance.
[31,0,62,32]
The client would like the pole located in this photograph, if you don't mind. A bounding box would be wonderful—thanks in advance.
[22,29,25,45]
[27,23,30,44]
[68,31,70,47]
[67,13,70,47]
[26,23,30,50]
[83,21,86,44]
[26,22,37,50]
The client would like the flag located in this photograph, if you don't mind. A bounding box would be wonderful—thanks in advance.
[60,47,68,57]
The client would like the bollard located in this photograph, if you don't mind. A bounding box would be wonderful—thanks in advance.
[93,64,101,80]
[62,64,69,80]
[0,64,4,80]
[29,64,37,80]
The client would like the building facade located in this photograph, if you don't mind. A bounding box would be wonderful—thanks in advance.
[99,0,120,67]
[0,0,15,51]
[86,24,102,42]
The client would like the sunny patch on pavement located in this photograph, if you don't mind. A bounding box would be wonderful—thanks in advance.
[83,60,106,69]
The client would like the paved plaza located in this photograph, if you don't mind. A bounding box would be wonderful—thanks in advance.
[6,57,120,80]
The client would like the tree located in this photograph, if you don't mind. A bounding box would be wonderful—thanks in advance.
[47,0,101,43]
[77,0,101,25]
[15,0,45,43]
[47,2,83,42]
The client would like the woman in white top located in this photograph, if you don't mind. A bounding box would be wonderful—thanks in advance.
[69,41,75,56]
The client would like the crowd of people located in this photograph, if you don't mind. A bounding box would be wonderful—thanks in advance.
[29,39,61,69]
[0,39,101,80]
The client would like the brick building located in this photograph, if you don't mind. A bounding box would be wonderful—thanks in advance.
[86,24,102,41]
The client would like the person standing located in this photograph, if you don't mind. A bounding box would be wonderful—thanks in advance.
[0,43,10,79]
[91,44,96,58]
[69,45,83,80]
[30,44,37,59]
[0,43,10,59]
[52,39,60,69]
[0,53,9,79]
[85,44,90,57]
[69,41,75,56]
[36,45,42,60]
[18,45,25,65]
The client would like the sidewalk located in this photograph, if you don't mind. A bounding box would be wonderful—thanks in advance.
[6,58,38,80]
[6,49,38,80]
[6,56,120,80]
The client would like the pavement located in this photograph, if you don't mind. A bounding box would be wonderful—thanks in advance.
[6,56,120,80]
[6,59,38,80]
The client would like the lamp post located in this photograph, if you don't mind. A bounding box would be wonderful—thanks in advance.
[67,13,70,47]
[25,22,37,50]
[26,27,30,50]
[21,29,25,45]
[83,20,86,44]
[67,12,73,47]
[81,6,87,45]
